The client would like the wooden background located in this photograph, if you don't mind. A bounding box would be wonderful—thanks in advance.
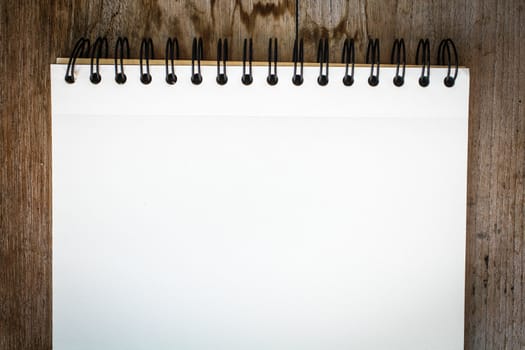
[1,0,523,349]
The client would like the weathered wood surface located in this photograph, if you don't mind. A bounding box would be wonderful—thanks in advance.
[1,1,523,349]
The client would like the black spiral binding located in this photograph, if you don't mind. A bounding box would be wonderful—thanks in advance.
[67,37,460,87]
[366,38,380,86]
[90,37,108,84]
[292,38,304,86]
[191,38,203,85]
[437,38,458,87]
[317,38,329,86]
[391,38,406,87]
[416,39,430,87]
[342,38,355,86]
[114,37,129,84]
[140,38,154,84]
[242,38,253,85]
[267,38,278,86]
[65,37,90,83]
[165,38,179,85]
[216,38,228,85]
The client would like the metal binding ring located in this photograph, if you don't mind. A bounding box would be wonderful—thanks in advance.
[216,38,228,85]
[267,38,278,86]
[390,38,406,87]
[90,37,108,84]
[366,38,380,86]
[114,37,130,84]
[65,37,90,83]
[416,39,430,87]
[341,38,355,86]
[191,38,203,85]
[437,38,458,87]
[317,38,329,86]
[140,38,154,84]
[242,38,253,85]
[165,38,179,85]
[292,38,304,86]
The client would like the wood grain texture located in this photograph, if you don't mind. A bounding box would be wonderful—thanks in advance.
[1,0,523,349]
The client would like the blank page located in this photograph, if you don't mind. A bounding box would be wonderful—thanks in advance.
[51,64,469,350]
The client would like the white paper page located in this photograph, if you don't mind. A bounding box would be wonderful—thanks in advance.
[51,64,469,350]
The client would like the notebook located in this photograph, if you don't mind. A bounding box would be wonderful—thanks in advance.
[51,37,469,350]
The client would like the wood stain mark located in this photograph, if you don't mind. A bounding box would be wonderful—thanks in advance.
[331,15,350,39]
[140,0,163,36]
[477,231,488,240]
[482,254,490,288]
[186,1,213,44]
[234,0,295,35]
[110,6,121,22]
[296,1,350,48]
[210,0,216,22]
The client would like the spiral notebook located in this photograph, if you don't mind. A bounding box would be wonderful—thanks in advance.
[51,38,469,350]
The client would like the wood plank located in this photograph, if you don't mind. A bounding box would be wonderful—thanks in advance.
[0,0,59,348]
[1,0,523,349]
